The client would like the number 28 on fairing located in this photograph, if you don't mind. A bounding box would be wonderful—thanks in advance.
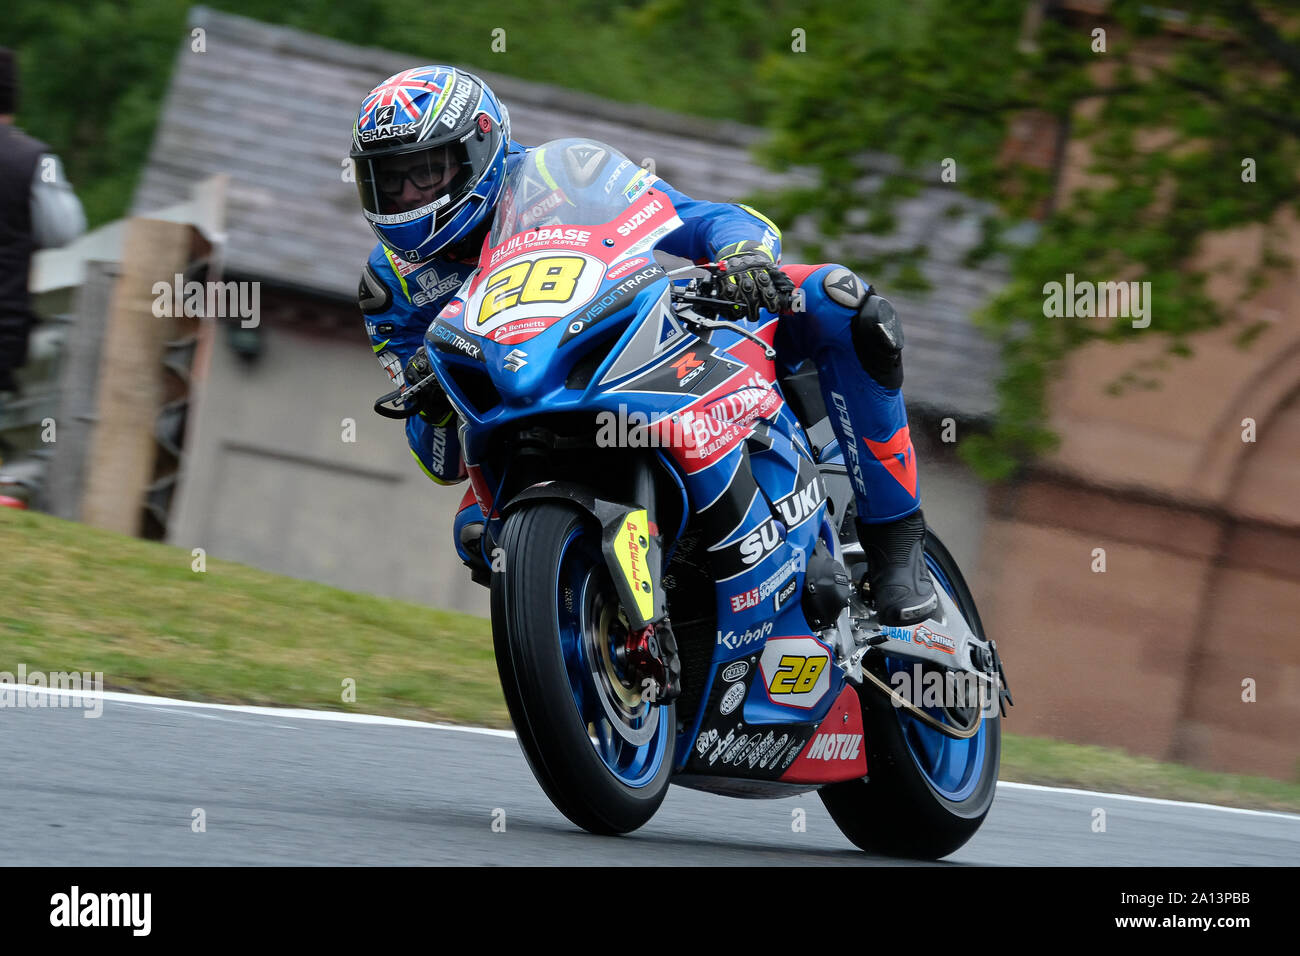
[769,656,827,694]
[475,252,600,329]
[760,637,832,708]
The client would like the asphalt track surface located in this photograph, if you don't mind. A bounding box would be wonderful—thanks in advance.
[5,689,1298,866]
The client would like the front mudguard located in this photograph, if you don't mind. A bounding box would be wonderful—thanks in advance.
[501,481,665,630]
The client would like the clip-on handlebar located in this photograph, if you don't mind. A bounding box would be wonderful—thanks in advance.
[372,262,789,417]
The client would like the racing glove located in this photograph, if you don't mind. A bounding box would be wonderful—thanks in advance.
[402,347,454,424]
[716,241,794,321]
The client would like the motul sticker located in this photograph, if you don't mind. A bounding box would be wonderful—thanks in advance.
[780,685,868,784]
[805,733,862,761]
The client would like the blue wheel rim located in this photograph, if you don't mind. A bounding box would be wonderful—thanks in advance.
[884,553,988,802]
[554,525,669,788]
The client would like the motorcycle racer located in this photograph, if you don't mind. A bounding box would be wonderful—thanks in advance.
[351,65,937,627]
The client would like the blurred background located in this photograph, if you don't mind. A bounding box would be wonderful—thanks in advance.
[1,1,1296,783]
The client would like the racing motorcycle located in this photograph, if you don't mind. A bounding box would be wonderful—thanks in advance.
[375,138,1011,859]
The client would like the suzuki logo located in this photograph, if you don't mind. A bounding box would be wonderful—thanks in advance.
[503,349,528,372]
[775,477,825,529]
[738,517,782,566]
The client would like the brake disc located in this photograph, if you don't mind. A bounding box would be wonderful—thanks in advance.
[583,587,658,746]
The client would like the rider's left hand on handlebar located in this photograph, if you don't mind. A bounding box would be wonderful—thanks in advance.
[717,246,794,321]
[402,347,455,424]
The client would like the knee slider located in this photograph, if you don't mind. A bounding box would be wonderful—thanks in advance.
[852,293,904,389]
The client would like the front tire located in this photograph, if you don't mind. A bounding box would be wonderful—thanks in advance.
[819,530,1001,859]
[492,502,674,834]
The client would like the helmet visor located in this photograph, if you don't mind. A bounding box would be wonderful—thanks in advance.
[354,120,502,229]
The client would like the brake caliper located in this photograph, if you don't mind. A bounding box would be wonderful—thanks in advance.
[623,621,681,705]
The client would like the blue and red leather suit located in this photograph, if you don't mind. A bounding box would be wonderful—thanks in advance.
[359,143,921,567]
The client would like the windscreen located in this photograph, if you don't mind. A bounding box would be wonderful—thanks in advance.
[489,139,659,247]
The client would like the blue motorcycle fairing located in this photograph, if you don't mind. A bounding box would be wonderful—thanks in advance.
[367,136,782,485]
[427,139,851,783]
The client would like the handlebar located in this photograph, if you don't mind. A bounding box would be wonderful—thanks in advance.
[665,262,785,358]
[374,387,422,419]
[371,262,789,416]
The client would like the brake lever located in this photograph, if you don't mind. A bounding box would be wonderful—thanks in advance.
[669,284,778,358]
[374,388,417,419]
[372,369,442,420]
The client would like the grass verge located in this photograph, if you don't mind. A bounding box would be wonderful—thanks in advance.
[3,507,1297,814]
[0,508,506,726]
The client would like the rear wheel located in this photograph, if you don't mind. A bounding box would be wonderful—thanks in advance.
[819,530,1000,859]
[492,502,674,834]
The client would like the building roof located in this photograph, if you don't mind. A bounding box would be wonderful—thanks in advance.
[133,6,1003,418]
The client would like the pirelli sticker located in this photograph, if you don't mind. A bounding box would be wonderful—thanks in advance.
[610,509,654,623]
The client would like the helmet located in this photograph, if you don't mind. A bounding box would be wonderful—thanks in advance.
[350,66,510,263]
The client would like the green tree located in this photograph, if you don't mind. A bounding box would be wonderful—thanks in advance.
[1,0,782,228]
[754,0,1300,479]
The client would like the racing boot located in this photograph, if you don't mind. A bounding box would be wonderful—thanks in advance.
[459,521,491,586]
[454,489,492,586]
[856,510,938,627]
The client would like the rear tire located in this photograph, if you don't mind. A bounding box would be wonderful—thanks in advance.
[492,502,674,834]
[819,530,1000,859]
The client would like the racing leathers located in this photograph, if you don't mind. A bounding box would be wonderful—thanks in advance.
[358,142,928,619]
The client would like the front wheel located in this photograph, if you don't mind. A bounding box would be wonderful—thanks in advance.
[819,530,1001,859]
[491,501,674,834]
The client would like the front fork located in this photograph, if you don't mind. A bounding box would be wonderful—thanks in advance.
[504,454,681,703]
[605,456,681,704]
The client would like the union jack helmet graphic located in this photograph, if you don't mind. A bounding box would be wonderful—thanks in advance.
[350,66,511,263]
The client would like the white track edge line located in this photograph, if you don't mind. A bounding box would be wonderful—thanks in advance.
[8,685,1299,821]
[1,683,516,737]
[996,781,1300,821]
